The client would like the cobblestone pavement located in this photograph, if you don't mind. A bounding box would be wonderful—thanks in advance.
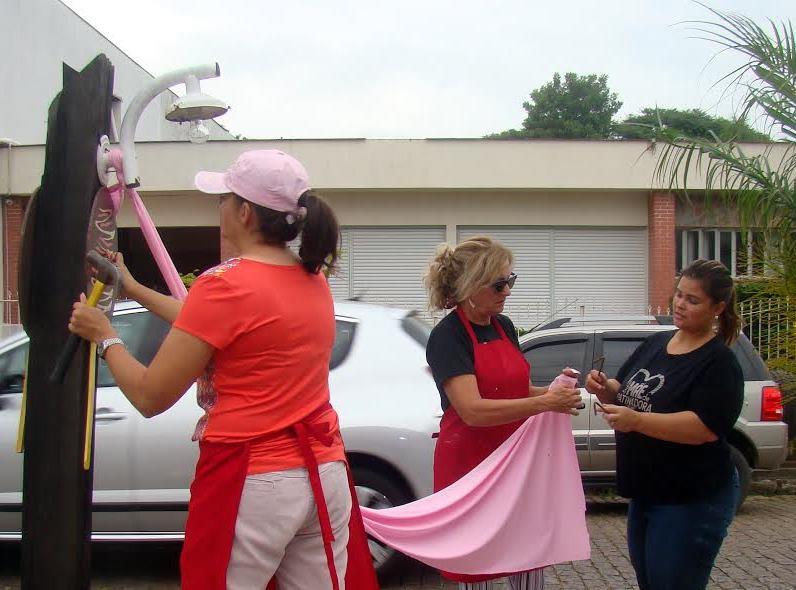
[1,496,794,589]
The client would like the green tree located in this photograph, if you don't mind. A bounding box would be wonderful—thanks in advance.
[616,107,770,141]
[488,72,622,139]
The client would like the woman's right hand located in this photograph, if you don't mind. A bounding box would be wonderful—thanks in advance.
[101,249,138,296]
[585,369,608,396]
[543,384,582,415]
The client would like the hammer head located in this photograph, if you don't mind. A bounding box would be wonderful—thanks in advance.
[87,250,119,285]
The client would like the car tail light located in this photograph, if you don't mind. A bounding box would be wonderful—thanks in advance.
[761,386,784,421]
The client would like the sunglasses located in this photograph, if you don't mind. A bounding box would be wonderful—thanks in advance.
[492,272,518,293]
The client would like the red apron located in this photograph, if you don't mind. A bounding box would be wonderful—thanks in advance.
[180,402,380,590]
[433,306,533,582]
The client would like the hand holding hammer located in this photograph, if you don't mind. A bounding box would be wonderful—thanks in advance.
[49,251,119,383]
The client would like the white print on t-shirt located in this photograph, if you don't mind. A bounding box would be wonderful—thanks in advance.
[616,369,665,413]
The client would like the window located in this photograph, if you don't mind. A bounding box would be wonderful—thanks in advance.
[523,338,588,386]
[330,320,356,370]
[97,311,171,387]
[676,228,760,277]
[601,338,646,379]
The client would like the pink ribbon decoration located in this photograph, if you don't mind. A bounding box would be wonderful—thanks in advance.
[106,149,188,301]
[360,392,590,575]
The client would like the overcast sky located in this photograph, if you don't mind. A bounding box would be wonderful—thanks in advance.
[61,0,794,140]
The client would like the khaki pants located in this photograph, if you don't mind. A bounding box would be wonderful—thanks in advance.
[226,460,352,590]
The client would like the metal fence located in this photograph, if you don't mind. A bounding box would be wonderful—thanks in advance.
[740,297,796,362]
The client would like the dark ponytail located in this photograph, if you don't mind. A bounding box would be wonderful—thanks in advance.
[296,191,339,274]
[680,259,740,344]
[236,190,339,274]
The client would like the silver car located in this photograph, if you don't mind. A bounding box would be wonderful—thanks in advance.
[518,320,789,508]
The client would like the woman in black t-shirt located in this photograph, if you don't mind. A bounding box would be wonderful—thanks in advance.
[585,259,743,590]
[424,236,582,590]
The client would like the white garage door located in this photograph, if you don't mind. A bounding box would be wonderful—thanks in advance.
[331,227,446,314]
[458,227,648,328]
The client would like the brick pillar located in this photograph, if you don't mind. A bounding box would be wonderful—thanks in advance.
[3,196,28,323]
[648,192,676,315]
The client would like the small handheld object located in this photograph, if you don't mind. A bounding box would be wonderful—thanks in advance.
[552,368,585,411]
[593,399,606,415]
[591,356,607,415]
[49,251,119,384]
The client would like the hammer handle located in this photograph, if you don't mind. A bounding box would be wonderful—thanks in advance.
[49,280,107,384]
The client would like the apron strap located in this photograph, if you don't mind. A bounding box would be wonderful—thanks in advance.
[490,314,511,342]
[293,417,341,590]
[455,305,511,345]
[455,306,480,346]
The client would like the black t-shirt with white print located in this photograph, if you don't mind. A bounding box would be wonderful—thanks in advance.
[426,311,520,412]
[613,330,743,503]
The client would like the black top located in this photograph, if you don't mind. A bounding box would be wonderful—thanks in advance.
[614,331,744,503]
[426,311,520,411]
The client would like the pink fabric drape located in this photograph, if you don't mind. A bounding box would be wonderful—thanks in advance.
[360,406,590,575]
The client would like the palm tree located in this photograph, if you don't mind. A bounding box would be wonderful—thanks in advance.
[652,5,795,289]
[652,6,796,408]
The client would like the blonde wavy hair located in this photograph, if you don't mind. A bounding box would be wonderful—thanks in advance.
[424,236,514,311]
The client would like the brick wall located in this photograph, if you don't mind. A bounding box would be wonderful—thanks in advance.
[3,196,27,323]
[648,192,676,314]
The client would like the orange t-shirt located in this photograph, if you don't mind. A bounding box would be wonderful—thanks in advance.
[173,257,345,474]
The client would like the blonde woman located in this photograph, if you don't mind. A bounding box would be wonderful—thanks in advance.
[424,236,582,590]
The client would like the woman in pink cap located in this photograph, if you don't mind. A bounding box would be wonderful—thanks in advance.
[68,150,379,590]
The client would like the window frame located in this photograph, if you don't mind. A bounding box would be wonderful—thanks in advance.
[520,332,592,387]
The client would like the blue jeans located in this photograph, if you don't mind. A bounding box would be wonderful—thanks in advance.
[626,469,739,590]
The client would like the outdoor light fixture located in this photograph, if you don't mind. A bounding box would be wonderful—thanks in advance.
[115,63,229,187]
[166,74,228,122]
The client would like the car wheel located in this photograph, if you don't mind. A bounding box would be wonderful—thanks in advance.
[729,445,752,513]
[353,467,412,579]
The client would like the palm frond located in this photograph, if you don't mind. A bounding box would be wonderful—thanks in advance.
[654,5,795,272]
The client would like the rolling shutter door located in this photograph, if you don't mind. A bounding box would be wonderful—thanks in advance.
[553,228,647,315]
[349,227,445,313]
[457,227,648,327]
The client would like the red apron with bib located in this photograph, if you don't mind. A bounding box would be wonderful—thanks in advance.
[180,402,380,590]
[433,306,534,583]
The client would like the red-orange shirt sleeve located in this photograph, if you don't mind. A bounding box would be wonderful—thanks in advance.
[173,274,244,350]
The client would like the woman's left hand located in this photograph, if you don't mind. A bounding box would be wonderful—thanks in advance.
[68,293,117,344]
[601,404,642,433]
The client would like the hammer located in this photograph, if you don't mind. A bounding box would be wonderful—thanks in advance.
[49,251,119,384]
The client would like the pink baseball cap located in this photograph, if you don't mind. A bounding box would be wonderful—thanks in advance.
[194,149,310,212]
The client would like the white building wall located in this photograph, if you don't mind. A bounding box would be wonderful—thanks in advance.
[0,0,231,146]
